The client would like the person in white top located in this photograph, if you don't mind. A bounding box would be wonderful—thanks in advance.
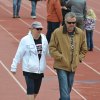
[11,21,49,100]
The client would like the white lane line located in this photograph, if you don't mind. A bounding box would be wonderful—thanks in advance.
[94,30,100,35]
[47,65,57,75]
[0,60,26,93]
[72,88,87,100]
[0,24,19,42]
[0,5,12,15]
[94,46,100,51]
[83,61,100,75]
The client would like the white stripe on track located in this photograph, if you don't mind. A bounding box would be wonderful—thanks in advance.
[0,60,26,93]
[83,61,100,75]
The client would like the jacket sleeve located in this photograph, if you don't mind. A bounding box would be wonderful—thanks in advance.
[44,35,50,57]
[49,29,63,60]
[11,39,26,72]
[79,31,88,62]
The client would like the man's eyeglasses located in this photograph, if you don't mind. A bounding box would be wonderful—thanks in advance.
[67,21,76,24]
[36,28,42,31]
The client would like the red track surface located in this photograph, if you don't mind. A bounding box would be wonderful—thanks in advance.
[0,0,100,100]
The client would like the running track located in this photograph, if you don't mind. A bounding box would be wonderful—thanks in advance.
[0,0,100,100]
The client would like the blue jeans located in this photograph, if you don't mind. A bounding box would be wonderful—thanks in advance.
[31,0,37,16]
[13,0,21,16]
[86,30,93,50]
[56,69,75,100]
[46,21,60,43]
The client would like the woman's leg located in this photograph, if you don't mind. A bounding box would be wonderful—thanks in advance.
[90,30,93,51]
[86,30,91,50]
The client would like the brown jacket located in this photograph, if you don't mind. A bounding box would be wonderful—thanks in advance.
[47,0,63,23]
[49,26,87,72]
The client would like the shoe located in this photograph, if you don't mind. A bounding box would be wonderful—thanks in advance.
[31,16,36,19]
[88,48,93,51]
[16,15,20,18]
[13,15,20,18]
[12,15,17,18]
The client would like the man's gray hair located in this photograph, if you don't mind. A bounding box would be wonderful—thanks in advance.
[65,12,76,21]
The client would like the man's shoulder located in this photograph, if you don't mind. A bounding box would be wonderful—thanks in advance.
[20,33,31,44]
[55,26,63,32]
[75,27,84,34]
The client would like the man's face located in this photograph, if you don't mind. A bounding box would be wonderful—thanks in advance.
[65,17,76,32]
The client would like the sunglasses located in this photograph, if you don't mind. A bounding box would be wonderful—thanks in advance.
[36,28,42,30]
[67,21,76,24]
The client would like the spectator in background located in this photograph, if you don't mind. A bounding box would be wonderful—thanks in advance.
[11,21,49,100]
[60,0,71,25]
[29,0,37,19]
[13,0,21,18]
[46,0,63,43]
[66,0,87,30]
[49,12,87,100]
[85,9,96,51]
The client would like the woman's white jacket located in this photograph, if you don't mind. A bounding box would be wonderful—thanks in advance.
[11,31,49,73]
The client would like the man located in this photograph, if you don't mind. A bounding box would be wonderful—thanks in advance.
[49,12,87,100]
[65,0,87,30]
[11,21,49,100]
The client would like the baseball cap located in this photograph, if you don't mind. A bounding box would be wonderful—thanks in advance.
[31,21,43,29]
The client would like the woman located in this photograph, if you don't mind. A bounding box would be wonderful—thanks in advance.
[85,9,96,51]
[11,21,49,100]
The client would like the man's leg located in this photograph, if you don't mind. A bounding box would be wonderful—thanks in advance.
[31,0,37,18]
[68,71,75,93]
[13,0,17,17]
[56,69,70,100]
[16,0,21,17]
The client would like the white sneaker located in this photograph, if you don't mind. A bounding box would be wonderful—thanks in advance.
[31,16,36,19]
